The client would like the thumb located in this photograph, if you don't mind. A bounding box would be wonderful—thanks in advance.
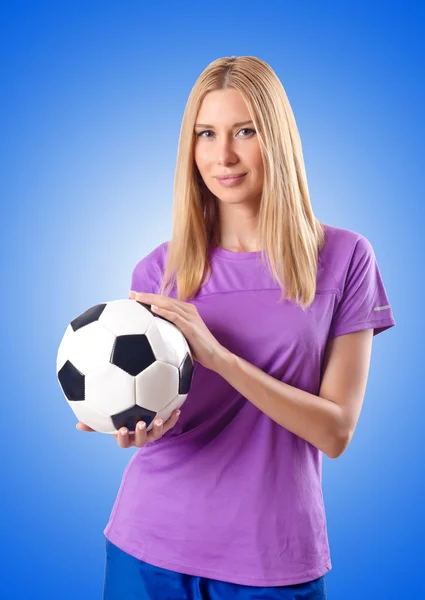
[76,422,94,432]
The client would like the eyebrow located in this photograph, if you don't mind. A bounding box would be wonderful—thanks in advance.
[194,120,254,129]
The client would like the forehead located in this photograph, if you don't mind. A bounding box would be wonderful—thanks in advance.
[196,89,251,124]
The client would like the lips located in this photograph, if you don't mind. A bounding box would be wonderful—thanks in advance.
[215,173,247,187]
[215,172,247,180]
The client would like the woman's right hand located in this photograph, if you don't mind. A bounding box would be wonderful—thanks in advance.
[76,408,181,448]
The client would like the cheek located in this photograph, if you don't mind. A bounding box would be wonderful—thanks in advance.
[254,155,265,180]
[254,147,264,167]
[193,146,201,166]
[245,144,263,172]
[194,145,209,166]
[195,158,208,176]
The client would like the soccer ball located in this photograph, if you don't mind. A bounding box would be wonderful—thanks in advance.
[56,299,194,434]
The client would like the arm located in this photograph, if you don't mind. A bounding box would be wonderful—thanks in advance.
[213,328,374,459]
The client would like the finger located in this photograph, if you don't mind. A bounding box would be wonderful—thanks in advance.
[117,427,131,448]
[134,420,147,447]
[162,409,181,433]
[147,418,163,442]
[76,422,95,432]
[133,292,193,316]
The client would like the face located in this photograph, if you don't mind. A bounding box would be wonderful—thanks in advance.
[193,89,264,206]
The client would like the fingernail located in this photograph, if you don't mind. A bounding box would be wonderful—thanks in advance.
[137,422,146,431]
[154,419,162,427]
[176,411,181,417]
[120,429,127,436]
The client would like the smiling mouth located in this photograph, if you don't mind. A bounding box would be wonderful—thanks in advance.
[215,173,247,187]
[215,173,247,180]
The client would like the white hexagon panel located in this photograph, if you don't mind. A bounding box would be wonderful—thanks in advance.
[56,299,195,434]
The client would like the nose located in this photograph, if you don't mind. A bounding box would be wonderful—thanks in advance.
[216,134,238,165]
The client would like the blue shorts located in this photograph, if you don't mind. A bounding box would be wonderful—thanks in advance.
[103,538,327,599]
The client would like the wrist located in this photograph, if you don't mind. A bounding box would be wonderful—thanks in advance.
[212,345,236,375]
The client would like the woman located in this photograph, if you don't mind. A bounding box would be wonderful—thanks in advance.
[80,55,396,599]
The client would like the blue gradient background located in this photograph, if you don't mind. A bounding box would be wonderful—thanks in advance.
[1,1,422,598]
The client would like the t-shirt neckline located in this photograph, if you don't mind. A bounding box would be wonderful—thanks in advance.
[211,246,263,260]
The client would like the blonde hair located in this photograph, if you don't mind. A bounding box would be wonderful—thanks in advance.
[158,55,325,310]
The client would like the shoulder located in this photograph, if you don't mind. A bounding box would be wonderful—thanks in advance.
[133,240,169,271]
[319,223,375,292]
[131,241,170,293]
[321,222,372,255]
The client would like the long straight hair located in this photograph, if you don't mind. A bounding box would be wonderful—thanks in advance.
[158,56,325,310]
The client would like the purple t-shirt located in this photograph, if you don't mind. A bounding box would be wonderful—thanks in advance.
[104,223,396,586]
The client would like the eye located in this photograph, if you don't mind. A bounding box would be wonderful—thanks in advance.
[196,128,255,138]
[196,130,213,138]
[239,128,255,137]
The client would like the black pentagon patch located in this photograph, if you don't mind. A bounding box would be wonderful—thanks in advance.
[178,353,194,394]
[111,334,156,376]
[58,360,85,401]
[71,303,107,332]
[136,300,154,312]
[111,404,156,431]
[136,300,170,323]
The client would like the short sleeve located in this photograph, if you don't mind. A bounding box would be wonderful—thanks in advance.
[328,235,396,339]
[130,243,165,294]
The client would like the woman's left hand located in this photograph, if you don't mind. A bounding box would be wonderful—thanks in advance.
[129,291,229,371]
